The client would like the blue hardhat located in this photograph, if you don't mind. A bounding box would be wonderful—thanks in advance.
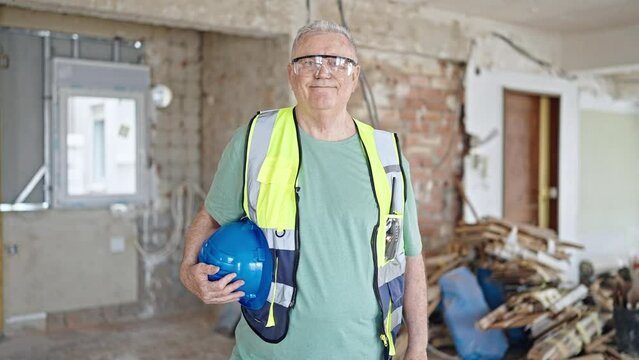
[198,217,273,310]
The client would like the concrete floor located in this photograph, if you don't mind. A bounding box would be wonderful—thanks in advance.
[0,310,467,360]
[0,310,235,360]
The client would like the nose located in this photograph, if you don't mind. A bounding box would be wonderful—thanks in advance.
[313,63,332,79]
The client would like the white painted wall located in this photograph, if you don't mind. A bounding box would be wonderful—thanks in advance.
[463,59,580,280]
[577,96,639,272]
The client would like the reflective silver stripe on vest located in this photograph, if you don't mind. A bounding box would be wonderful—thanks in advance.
[264,228,296,251]
[391,306,403,330]
[384,164,401,173]
[246,110,278,221]
[267,281,294,308]
[373,130,404,214]
[378,251,406,284]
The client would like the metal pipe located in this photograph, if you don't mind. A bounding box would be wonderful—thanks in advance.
[72,34,79,58]
[113,38,120,62]
[0,203,49,212]
[14,166,46,204]
[43,35,51,206]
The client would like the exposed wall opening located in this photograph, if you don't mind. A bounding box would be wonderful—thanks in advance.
[0,26,147,211]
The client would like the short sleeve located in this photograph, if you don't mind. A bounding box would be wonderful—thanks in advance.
[401,154,423,256]
[204,125,248,225]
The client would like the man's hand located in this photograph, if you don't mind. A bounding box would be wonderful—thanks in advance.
[180,207,244,304]
[404,346,428,360]
[180,263,245,304]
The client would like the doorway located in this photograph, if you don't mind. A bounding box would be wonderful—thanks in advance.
[503,89,560,231]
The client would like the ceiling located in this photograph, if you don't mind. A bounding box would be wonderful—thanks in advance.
[417,0,639,33]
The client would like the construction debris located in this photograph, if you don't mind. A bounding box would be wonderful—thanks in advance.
[526,311,602,360]
[423,216,639,360]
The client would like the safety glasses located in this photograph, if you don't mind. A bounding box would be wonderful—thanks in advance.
[291,55,357,77]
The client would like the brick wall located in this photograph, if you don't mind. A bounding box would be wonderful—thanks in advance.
[349,50,465,251]
[147,28,202,202]
[39,23,207,329]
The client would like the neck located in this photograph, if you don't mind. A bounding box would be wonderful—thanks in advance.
[294,106,356,141]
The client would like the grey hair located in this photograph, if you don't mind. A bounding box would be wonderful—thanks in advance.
[291,20,357,58]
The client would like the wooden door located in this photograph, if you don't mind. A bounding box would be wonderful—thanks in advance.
[503,90,559,230]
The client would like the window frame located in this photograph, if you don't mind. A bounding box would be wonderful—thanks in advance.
[51,58,150,208]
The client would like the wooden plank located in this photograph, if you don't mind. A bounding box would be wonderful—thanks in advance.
[585,330,615,354]
[556,240,585,249]
[452,231,503,243]
[454,223,509,235]
[489,312,546,329]
[549,285,588,313]
[570,355,605,360]
[477,304,508,330]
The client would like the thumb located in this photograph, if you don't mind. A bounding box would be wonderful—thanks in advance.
[204,264,219,275]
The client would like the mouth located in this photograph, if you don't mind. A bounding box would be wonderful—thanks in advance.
[309,85,336,89]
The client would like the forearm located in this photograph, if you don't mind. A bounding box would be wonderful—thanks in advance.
[181,205,220,270]
[403,254,429,351]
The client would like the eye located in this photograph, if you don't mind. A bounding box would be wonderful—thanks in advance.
[333,57,346,67]
[324,57,338,67]
[300,59,315,67]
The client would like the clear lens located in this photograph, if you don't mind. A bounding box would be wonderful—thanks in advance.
[293,55,355,77]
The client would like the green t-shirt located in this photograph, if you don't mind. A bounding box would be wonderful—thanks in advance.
[205,122,422,360]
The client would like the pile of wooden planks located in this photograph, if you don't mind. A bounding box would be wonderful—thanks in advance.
[421,217,639,359]
[484,258,562,286]
[454,217,583,279]
[526,311,602,360]
[475,285,589,332]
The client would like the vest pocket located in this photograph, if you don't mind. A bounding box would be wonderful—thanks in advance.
[256,156,297,230]
[384,214,403,262]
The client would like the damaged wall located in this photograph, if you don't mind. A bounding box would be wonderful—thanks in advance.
[0,6,205,327]
[2,0,620,328]
[1,0,301,36]
[348,50,465,250]
[200,32,290,186]
[312,0,564,249]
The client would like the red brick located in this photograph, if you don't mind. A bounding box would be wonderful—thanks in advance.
[408,75,431,88]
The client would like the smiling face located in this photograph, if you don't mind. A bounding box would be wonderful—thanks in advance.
[287,32,360,114]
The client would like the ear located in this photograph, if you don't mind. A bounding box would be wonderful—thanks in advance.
[351,65,361,92]
[287,63,295,88]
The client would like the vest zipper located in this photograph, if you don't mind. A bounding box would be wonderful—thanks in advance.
[290,186,301,308]
[291,109,303,309]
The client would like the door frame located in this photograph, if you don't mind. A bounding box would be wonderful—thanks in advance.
[463,65,579,246]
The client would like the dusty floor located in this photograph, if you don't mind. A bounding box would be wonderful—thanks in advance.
[0,310,486,360]
[0,310,235,360]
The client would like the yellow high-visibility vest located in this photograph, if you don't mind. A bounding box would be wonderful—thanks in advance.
[241,107,406,359]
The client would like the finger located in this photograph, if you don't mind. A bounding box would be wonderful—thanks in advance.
[222,279,245,295]
[206,272,236,292]
[197,263,219,276]
[215,272,238,288]
[207,291,245,304]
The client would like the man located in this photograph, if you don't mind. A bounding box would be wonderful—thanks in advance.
[180,20,428,360]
